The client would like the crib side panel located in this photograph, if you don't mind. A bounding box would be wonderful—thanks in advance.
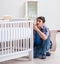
[0,20,33,62]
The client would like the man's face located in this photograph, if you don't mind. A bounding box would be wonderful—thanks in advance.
[36,19,44,28]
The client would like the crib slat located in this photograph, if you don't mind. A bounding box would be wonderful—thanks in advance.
[8,24,10,53]
[15,23,17,52]
[23,22,25,50]
[25,22,27,50]
[27,22,29,49]
[13,24,15,52]
[10,24,13,53]
[17,23,19,52]
[5,24,6,54]
[17,23,19,51]
[20,23,22,51]
[11,23,14,53]
[1,24,3,54]
[7,24,9,54]
[18,23,20,51]
[14,23,17,52]
[26,23,29,49]
[12,24,14,52]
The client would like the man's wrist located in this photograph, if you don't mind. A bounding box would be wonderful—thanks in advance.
[36,28,40,32]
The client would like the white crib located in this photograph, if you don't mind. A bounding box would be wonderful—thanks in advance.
[0,19,33,62]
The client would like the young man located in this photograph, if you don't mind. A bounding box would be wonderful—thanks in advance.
[33,16,51,59]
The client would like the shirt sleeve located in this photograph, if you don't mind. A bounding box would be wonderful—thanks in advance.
[43,27,49,38]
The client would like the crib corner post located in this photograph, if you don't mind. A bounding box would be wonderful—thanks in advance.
[29,21,34,61]
[29,50,33,61]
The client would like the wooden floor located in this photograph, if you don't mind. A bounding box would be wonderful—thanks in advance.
[0,32,60,64]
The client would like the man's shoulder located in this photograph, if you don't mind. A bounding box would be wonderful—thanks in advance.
[43,26,49,32]
[43,26,48,29]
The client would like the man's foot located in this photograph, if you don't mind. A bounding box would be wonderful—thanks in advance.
[46,52,51,56]
[39,55,46,59]
[42,55,46,59]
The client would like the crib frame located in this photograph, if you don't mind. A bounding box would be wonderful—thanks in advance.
[0,20,33,62]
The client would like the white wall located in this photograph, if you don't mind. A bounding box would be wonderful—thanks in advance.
[38,0,60,30]
[0,0,60,30]
[0,0,26,18]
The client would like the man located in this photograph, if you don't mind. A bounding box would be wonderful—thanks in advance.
[33,16,51,59]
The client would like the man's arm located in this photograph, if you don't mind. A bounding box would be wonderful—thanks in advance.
[33,25,48,40]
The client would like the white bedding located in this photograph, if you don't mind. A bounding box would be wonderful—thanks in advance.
[0,28,31,42]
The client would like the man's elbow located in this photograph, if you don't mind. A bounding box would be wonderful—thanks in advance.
[43,36,47,40]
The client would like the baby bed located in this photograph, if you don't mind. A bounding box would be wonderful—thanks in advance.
[0,19,33,62]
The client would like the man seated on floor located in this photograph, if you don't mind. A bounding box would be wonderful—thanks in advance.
[33,16,51,59]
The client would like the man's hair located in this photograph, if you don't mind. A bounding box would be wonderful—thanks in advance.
[36,16,45,23]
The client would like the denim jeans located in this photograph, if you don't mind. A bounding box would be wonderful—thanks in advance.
[34,36,50,57]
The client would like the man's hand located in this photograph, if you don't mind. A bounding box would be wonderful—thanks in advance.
[33,24,39,32]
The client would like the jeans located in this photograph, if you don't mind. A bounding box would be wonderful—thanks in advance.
[34,36,50,57]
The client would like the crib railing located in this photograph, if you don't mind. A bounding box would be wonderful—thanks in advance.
[0,20,33,62]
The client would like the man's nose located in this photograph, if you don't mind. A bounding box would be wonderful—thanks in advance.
[37,21,39,24]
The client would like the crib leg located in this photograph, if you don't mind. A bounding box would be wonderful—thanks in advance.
[29,50,33,60]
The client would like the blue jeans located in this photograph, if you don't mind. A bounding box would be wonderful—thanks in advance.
[34,36,50,57]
